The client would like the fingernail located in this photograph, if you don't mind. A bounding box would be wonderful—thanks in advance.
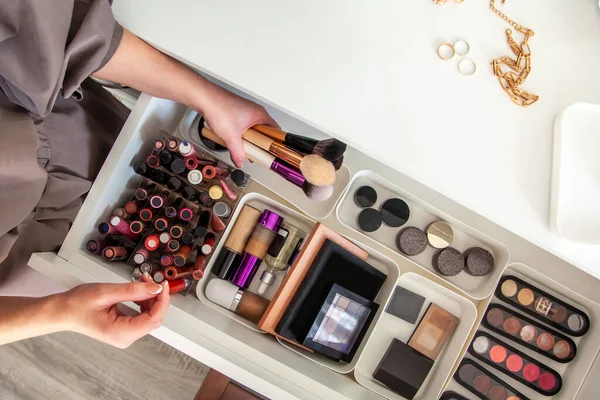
[163,281,169,290]
[147,283,163,295]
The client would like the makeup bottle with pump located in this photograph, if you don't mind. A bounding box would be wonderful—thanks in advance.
[258,223,305,295]
[230,210,284,289]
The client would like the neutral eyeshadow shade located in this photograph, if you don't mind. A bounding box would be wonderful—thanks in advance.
[520,325,537,342]
[517,288,535,306]
[568,314,585,331]
[503,317,521,335]
[486,308,504,327]
[458,364,477,383]
[473,336,490,354]
[537,332,555,351]
[550,304,568,323]
[473,375,492,393]
[501,280,518,297]
[489,386,507,400]
[553,340,571,359]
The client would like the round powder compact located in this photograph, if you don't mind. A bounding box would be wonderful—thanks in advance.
[501,279,518,298]
[520,325,538,342]
[553,340,571,359]
[464,247,494,276]
[486,308,504,327]
[517,288,535,306]
[472,336,490,354]
[433,247,464,276]
[537,332,555,351]
[396,227,428,256]
[503,317,521,336]
[357,208,382,232]
[380,198,410,227]
[426,221,454,249]
[354,186,377,208]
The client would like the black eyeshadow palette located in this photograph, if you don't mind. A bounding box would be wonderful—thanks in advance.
[483,303,577,363]
[468,331,562,396]
[454,359,530,400]
[496,275,590,337]
[439,391,473,400]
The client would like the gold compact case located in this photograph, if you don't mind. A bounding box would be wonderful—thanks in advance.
[426,221,454,249]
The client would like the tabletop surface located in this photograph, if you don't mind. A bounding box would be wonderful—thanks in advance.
[112,0,600,279]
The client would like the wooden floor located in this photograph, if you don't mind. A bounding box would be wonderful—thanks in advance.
[0,332,210,400]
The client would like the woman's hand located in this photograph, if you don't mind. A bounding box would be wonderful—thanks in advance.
[57,277,170,349]
[201,88,279,168]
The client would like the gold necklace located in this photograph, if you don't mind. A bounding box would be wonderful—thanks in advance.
[490,0,539,107]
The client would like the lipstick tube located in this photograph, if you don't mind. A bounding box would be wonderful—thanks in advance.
[112,208,130,219]
[149,169,169,185]
[201,233,216,255]
[166,239,180,253]
[144,235,160,251]
[168,278,193,294]
[140,262,156,274]
[129,220,145,235]
[86,239,110,254]
[153,270,165,283]
[133,160,148,177]
[170,225,184,239]
[202,165,229,180]
[110,216,139,240]
[134,184,154,201]
[173,245,191,267]
[150,191,169,209]
[124,201,139,215]
[211,214,226,233]
[154,218,169,232]
[139,208,153,222]
[165,137,179,152]
[97,222,118,235]
[133,248,149,264]
[102,246,128,261]
[230,210,284,289]
[164,265,195,280]
[178,140,198,157]
[184,156,199,170]
[179,207,194,221]
[146,154,160,168]
[181,186,196,201]
[187,169,203,185]
[153,139,165,152]
[160,254,174,267]
[219,180,238,201]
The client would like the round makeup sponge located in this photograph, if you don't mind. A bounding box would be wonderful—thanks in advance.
[433,247,464,276]
[396,227,428,256]
[464,247,494,276]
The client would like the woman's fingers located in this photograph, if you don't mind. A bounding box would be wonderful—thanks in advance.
[96,282,163,307]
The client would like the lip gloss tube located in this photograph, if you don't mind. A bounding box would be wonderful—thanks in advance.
[139,208,153,222]
[146,154,160,168]
[153,270,165,283]
[173,245,191,267]
[179,207,194,222]
[98,222,118,235]
[201,233,216,255]
[153,139,165,152]
[159,232,171,244]
[211,214,226,233]
[161,254,174,267]
[110,216,139,240]
[230,210,283,289]
[166,239,180,253]
[154,218,169,231]
[168,278,193,294]
[164,265,194,280]
[202,165,229,180]
[170,225,184,239]
[86,239,110,254]
[133,248,149,264]
[187,169,203,185]
[178,140,198,157]
[219,180,238,201]
[134,184,154,201]
[102,246,128,261]
[184,156,199,170]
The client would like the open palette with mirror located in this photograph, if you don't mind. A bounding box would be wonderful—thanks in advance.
[336,170,510,299]
[452,262,600,400]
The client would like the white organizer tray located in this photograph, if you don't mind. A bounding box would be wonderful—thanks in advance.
[179,109,351,220]
[468,262,600,400]
[354,273,478,400]
[551,102,600,244]
[336,170,510,299]
[198,192,401,374]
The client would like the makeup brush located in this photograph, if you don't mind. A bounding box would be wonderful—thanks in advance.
[201,120,335,187]
[331,155,343,171]
[201,127,333,201]
[253,125,347,161]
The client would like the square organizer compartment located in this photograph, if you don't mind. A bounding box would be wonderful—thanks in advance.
[354,272,478,400]
[336,170,510,299]
[453,262,600,400]
[179,109,351,219]
[197,192,401,374]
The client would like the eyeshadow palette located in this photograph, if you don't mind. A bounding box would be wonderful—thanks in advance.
[468,331,562,396]
[454,359,530,400]
[439,390,473,400]
[408,303,459,361]
[483,304,577,363]
[496,275,590,337]
[385,285,426,324]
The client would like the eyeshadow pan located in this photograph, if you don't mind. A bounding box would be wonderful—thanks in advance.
[520,325,537,342]
[488,385,507,400]
[354,186,377,208]
[503,317,521,335]
[380,198,410,227]
[433,247,464,277]
[501,279,518,297]
[455,360,529,400]
[568,314,585,332]
[523,363,540,382]
[518,288,535,306]
[490,345,507,363]
[550,304,568,323]
[473,336,490,354]
[473,375,492,393]
[486,308,504,327]
[357,208,383,232]
[553,340,571,359]
[537,333,555,351]
[506,354,523,372]
[464,247,494,276]
[396,227,428,256]
[458,363,477,383]
[385,286,426,324]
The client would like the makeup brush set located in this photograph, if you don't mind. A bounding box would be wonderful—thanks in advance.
[198,117,347,201]
[85,135,248,294]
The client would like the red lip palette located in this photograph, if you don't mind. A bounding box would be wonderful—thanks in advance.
[496,275,590,337]
[483,304,577,363]
[454,359,529,400]
[468,331,562,396]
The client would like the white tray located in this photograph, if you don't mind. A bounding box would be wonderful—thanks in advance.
[336,170,510,299]
[354,272,478,400]
[178,110,351,220]
[197,192,400,374]
[551,103,600,244]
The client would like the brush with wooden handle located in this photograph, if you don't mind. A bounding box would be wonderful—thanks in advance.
[253,125,347,162]
[200,127,334,201]
[202,120,336,187]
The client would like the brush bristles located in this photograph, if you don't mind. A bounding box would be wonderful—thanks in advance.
[332,155,344,171]
[302,182,334,201]
[284,134,318,155]
[313,138,347,161]
[299,154,336,186]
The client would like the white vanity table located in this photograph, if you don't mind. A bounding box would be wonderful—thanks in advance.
[27,1,600,399]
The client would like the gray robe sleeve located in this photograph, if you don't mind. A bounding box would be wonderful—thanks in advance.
[0,0,128,283]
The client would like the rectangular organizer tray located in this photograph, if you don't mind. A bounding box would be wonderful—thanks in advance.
[336,170,510,299]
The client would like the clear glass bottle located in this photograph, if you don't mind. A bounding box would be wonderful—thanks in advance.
[258,223,305,295]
